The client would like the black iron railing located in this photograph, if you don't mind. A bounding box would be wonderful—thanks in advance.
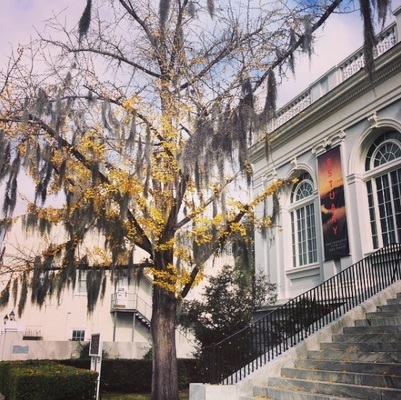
[202,243,401,384]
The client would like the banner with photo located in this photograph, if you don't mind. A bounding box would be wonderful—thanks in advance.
[317,146,350,261]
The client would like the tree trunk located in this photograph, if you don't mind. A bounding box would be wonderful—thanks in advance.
[151,282,179,400]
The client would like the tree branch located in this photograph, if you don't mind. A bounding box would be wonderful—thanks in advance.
[119,0,158,47]
[44,39,161,79]
[3,114,154,255]
[253,0,344,92]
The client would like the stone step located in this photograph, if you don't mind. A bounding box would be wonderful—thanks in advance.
[365,311,401,318]
[264,377,401,399]
[294,359,401,375]
[240,291,401,400]
[281,366,401,388]
[305,350,401,363]
[332,333,401,343]
[354,316,401,326]
[379,303,401,311]
[343,325,401,334]
[240,388,358,400]
[386,297,401,305]
[320,341,401,352]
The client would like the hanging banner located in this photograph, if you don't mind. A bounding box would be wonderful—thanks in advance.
[317,146,349,261]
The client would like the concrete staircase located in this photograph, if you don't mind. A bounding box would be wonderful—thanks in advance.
[240,293,401,400]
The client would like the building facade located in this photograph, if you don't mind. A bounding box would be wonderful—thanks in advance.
[0,220,195,360]
[250,7,401,304]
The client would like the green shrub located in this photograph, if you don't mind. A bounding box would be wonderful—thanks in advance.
[59,358,91,370]
[64,358,201,394]
[0,361,13,395]
[0,360,97,400]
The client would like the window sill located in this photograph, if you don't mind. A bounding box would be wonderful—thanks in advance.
[286,263,320,280]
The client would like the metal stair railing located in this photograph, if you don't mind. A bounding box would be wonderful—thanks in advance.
[111,292,152,327]
[202,243,401,384]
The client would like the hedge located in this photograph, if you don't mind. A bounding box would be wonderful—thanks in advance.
[0,360,97,400]
[62,358,202,394]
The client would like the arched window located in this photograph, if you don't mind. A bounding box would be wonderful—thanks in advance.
[290,172,318,267]
[365,131,401,248]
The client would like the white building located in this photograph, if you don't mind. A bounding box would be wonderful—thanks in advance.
[250,6,401,305]
[0,220,195,360]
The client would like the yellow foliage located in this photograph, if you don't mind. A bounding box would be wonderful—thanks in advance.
[146,263,202,297]
[122,95,139,112]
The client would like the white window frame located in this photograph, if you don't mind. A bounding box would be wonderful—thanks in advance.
[290,174,318,268]
[71,329,86,341]
[365,133,401,249]
[76,270,87,295]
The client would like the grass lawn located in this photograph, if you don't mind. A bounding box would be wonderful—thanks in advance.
[101,390,189,400]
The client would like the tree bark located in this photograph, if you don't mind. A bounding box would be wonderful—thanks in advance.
[151,271,179,400]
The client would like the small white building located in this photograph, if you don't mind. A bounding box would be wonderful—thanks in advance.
[0,219,196,361]
[250,7,401,305]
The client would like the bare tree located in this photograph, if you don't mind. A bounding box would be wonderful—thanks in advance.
[0,0,390,398]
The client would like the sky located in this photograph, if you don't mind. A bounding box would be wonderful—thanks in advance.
[0,0,400,214]
[1,0,400,106]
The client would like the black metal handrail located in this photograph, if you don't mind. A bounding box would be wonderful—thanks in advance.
[202,243,401,384]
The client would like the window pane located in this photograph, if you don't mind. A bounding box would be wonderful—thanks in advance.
[371,168,401,246]
[366,132,401,247]
[291,172,317,267]
[391,169,401,243]
[291,172,313,202]
[291,212,296,267]
[374,143,401,167]
[77,271,87,294]
[365,131,401,171]
[367,180,379,249]
[293,203,317,267]
[72,330,85,341]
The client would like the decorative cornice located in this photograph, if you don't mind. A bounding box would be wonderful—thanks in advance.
[312,130,346,156]
[251,42,401,158]
[263,168,277,183]
[346,173,364,184]
[368,112,378,128]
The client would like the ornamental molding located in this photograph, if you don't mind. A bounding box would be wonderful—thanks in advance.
[312,130,346,156]
[346,173,364,185]
[263,168,277,183]
[368,112,378,128]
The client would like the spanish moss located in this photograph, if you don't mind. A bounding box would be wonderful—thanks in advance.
[359,0,376,78]
[78,0,92,42]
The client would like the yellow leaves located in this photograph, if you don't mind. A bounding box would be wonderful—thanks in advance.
[243,159,253,175]
[254,216,272,231]
[192,218,214,245]
[108,169,143,198]
[27,203,64,224]
[66,162,91,185]
[173,245,192,264]
[249,179,285,208]
[191,56,207,65]
[83,246,113,266]
[42,243,65,258]
[229,222,247,237]
[146,263,199,297]
[151,152,178,183]
[76,131,105,162]
[122,95,139,112]
[157,238,175,252]
[211,213,224,226]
